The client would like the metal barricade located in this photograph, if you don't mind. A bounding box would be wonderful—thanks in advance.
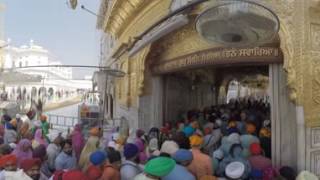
[47,114,104,135]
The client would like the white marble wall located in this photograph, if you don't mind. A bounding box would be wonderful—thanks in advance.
[269,64,298,169]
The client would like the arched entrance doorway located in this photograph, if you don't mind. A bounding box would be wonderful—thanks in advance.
[142,21,298,169]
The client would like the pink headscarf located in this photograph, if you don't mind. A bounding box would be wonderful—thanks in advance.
[135,139,147,163]
[12,139,32,166]
[71,124,85,161]
[34,129,48,147]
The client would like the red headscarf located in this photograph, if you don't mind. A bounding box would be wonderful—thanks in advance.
[0,154,17,168]
[62,170,88,180]
[86,165,102,180]
[250,143,262,155]
[20,158,41,172]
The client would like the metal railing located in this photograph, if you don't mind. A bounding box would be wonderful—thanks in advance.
[47,114,105,135]
[47,114,79,133]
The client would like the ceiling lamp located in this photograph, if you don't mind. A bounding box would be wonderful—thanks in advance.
[195,0,280,47]
[67,0,78,10]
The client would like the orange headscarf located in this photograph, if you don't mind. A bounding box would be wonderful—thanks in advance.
[246,123,256,134]
[189,135,204,146]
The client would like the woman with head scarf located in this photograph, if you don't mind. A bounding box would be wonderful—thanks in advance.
[70,124,84,162]
[148,138,160,157]
[18,122,30,140]
[135,138,148,164]
[148,127,159,141]
[32,129,48,149]
[12,139,33,166]
[79,136,100,171]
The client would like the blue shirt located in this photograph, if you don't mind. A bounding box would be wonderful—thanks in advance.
[163,164,196,180]
[55,152,77,171]
[120,160,142,180]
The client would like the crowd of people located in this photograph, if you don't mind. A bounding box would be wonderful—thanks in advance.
[0,99,318,180]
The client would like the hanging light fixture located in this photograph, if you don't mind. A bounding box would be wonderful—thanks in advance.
[195,0,280,47]
[67,0,78,10]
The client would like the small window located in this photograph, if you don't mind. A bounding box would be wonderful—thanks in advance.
[19,62,22,67]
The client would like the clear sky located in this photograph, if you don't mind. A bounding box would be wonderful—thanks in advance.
[1,0,101,78]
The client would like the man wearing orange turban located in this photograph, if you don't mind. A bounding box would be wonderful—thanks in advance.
[188,135,213,179]
[246,123,256,135]
[189,135,204,147]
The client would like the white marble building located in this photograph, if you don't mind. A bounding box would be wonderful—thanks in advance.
[0,39,92,109]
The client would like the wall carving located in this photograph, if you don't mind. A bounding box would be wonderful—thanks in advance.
[310,150,320,176]
[311,23,320,50]
[311,128,320,148]
[313,65,320,104]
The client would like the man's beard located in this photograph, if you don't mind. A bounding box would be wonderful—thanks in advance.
[134,156,140,164]
[31,174,40,180]
[65,150,73,156]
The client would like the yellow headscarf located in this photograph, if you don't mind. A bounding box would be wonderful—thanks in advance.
[79,136,100,171]
[259,128,271,138]
[228,121,237,128]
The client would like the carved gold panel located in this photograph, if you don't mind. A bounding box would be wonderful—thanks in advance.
[311,23,320,51]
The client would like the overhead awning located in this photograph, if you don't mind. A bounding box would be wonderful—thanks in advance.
[0,71,42,83]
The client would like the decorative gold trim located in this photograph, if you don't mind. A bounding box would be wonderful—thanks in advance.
[104,0,152,37]
[151,47,282,74]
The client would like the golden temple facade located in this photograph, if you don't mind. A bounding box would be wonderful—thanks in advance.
[97,0,320,175]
